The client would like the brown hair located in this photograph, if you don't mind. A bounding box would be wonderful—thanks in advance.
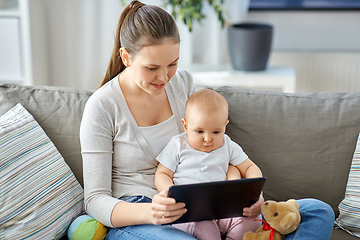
[100,1,180,87]
[185,89,229,119]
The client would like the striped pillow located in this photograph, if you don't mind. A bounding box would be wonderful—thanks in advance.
[0,103,84,240]
[335,132,360,237]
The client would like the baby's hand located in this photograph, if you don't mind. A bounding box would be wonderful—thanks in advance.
[243,193,264,218]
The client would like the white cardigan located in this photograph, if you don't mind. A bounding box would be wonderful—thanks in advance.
[80,69,196,227]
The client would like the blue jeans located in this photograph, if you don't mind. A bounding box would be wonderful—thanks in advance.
[105,197,334,240]
[105,196,196,240]
[285,199,335,240]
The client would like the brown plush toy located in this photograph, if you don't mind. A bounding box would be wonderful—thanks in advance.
[243,199,301,240]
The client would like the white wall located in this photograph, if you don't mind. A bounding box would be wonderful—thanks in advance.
[244,10,360,92]
[247,10,360,51]
[28,1,360,92]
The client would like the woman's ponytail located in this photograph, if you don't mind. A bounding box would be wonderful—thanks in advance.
[100,1,144,87]
[99,15,124,87]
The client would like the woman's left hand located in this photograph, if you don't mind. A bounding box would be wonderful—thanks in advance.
[243,193,264,218]
[150,190,187,225]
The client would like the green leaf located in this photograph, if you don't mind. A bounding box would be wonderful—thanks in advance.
[161,0,228,32]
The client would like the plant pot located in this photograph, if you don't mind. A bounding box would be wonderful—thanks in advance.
[228,23,273,71]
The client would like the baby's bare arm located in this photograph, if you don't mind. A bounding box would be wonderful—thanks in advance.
[226,164,242,180]
[236,158,263,179]
[236,158,264,217]
[155,163,175,192]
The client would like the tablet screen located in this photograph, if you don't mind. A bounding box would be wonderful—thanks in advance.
[167,177,266,224]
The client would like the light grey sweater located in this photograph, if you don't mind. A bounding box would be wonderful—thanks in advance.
[80,69,196,227]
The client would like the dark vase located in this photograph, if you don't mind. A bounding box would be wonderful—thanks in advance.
[228,23,273,71]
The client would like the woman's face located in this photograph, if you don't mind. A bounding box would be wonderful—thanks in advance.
[122,38,180,95]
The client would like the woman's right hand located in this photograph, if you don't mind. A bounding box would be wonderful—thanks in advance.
[150,190,187,225]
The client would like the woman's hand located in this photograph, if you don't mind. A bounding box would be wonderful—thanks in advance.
[243,193,264,218]
[150,190,187,225]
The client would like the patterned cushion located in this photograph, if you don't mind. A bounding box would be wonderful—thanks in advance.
[0,103,84,239]
[335,132,360,237]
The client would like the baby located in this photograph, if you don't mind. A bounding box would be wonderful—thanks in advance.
[155,89,263,240]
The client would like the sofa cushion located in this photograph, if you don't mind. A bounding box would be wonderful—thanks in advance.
[0,103,84,239]
[0,84,92,186]
[216,86,360,217]
[335,132,360,236]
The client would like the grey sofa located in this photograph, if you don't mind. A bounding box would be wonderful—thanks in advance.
[1,83,360,239]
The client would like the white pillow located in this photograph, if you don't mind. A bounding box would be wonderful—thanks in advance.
[0,103,84,240]
[335,132,360,237]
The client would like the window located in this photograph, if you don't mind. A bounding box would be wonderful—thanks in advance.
[249,0,360,10]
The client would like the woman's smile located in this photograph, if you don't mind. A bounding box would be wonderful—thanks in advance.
[150,82,166,89]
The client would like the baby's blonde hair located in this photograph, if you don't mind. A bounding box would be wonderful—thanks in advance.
[185,89,229,119]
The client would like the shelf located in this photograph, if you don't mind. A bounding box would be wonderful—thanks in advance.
[0,78,23,85]
[0,10,19,17]
[190,66,296,93]
[0,0,43,86]
[0,0,19,16]
[0,17,22,83]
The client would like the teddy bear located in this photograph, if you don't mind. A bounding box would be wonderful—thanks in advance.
[243,199,301,240]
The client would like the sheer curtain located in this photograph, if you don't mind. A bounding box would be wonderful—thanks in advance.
[41,0,249,90]
[42,0,122,90]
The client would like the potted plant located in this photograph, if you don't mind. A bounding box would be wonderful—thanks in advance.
[227,22,273,71]
[163,0,273,71]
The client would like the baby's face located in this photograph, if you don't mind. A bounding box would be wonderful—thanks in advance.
[182,107,228,153]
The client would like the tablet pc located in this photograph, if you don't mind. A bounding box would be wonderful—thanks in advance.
[167,177,266,224]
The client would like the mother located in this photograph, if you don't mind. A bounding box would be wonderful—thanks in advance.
[80,1,334,239]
